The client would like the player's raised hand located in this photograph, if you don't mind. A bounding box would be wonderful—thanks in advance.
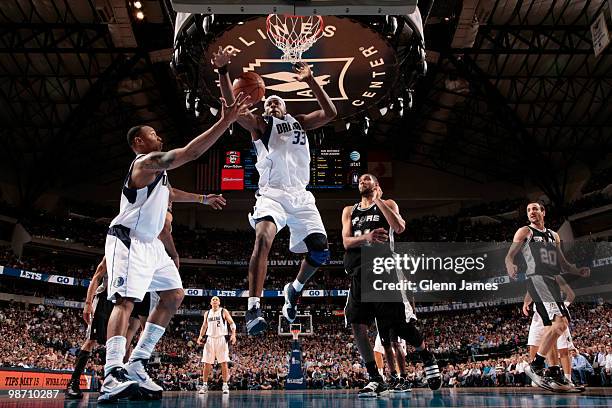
[293,61,314,82]
[373,186,383,201]
[204,194,226,210]
[220,93,252,123]
[211,46,235,68]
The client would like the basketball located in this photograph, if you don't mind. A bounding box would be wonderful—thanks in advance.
[232,72,266,103]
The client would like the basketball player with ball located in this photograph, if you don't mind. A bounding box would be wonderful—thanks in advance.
[212,46,337,335]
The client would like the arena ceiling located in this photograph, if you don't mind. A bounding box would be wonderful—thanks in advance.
[1,0,611,208]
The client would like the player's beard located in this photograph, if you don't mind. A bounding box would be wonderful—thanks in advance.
[360,186,374,197]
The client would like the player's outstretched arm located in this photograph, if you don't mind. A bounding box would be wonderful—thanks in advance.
[293,62,337,130]
[170,186,227,210]
[212,46,267,137]
[135,94,251,173]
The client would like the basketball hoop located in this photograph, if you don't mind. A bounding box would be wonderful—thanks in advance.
[290,323,301,340]
[266,14,324,63]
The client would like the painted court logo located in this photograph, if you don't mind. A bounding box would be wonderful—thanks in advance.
[204,16,399,120]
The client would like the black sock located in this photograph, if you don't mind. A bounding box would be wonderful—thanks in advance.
[365,361,380,380]
[70,350,91,383]
[548,365,560,375]
[532,353,545,366]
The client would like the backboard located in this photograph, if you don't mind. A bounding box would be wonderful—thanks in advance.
[171,0,418,15]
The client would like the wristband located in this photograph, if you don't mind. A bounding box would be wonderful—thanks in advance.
[218,65,228,75]
[199,194,205,204]
[230,323,237,331]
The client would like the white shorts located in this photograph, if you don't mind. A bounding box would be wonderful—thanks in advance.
[374,333,407,355]
[202,336,229,364]
[527,306,574,350]
[248,187,326,253]
[105,234,182,302]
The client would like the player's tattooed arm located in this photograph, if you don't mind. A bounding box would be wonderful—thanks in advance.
[137,94,252,173]
[138,151,177,171]
[293,62,337,130]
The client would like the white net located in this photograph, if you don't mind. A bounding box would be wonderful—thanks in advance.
[266,14,324,63]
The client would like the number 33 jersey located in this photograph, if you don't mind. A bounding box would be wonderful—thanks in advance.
[253,114,310,191]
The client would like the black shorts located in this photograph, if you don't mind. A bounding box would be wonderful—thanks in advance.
[87,292,113,343]
[131,292,156,318]
[344,269,410,326]
[527,275,570,326]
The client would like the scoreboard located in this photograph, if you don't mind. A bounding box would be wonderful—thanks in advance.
[220,148,366,191]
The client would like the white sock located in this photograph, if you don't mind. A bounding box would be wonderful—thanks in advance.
[248,297,260,309]
[203,382,208,386]
[223,382,228,386]
[292,279,304,292]
[565,373,571,381]
[129,322,165,361]
[104,336,127,377]
[378,368,384,377]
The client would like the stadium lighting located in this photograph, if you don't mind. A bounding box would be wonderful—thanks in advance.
[134,1,142,9]
[136,11,145,20]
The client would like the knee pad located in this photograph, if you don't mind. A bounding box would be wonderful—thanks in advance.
[304,233,329,267]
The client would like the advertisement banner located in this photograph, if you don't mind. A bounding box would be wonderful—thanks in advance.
[0,368,93,390]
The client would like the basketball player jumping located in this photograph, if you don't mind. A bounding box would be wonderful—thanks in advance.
[505,201,589,392]
[342,174,441,397]
[197,296,237,395]
[212,47,337,335]
[98,95,250,403]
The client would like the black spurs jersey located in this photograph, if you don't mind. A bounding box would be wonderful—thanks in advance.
[521,225,561,278]
[346,202,394,256]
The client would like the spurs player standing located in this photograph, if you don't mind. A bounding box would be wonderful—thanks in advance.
[213,47,337,335]
[342,174,441,398]
[197,296,237,394]
[505,201,589,393]
[98,95,250,403]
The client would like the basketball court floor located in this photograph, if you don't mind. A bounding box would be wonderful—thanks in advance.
[1,388,611,407]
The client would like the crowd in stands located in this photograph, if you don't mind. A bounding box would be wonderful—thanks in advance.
[1,300,611,391]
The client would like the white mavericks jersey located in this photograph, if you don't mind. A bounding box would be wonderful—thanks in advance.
[252,114,310,191]
[205,308,228,338]
[109,154,170,242]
